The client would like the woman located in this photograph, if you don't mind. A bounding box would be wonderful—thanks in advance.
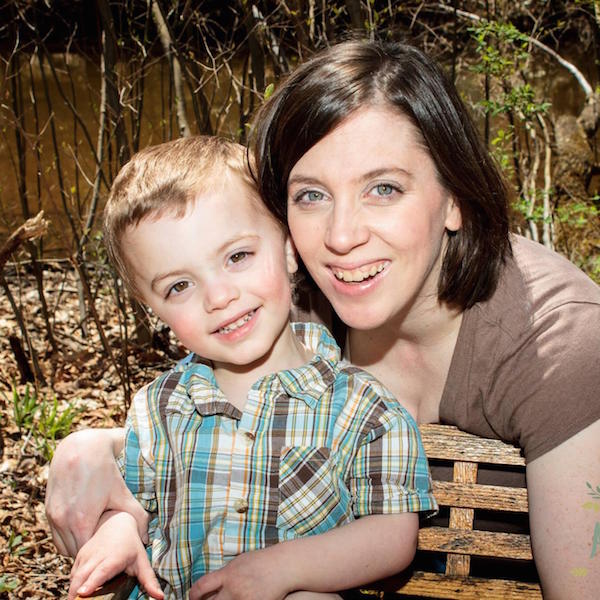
[47,40,600,598]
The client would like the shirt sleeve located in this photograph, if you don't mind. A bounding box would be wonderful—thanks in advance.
[121,385,158,515]
[349,405,437,518]
[488,300,600,462]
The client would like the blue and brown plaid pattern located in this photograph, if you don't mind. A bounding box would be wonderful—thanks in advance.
[122,323,436,598]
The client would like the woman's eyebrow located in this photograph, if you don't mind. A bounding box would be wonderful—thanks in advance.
[288,167,413,188]
[287,173,318,187]
[358,167,413,182]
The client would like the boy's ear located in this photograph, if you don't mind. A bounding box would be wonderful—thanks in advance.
[285,237,298,274]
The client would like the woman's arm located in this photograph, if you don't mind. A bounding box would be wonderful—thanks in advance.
[45,427,148,557]
[527,418,600,599]
[189,513,418,600]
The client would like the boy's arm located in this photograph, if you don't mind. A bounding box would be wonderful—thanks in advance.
[190,512,418,600]
[68,510,163,600]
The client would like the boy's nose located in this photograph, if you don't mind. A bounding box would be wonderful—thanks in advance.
[324,200,370,254]
[203,278,240,312]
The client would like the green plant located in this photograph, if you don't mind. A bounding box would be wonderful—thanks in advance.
[10,384,84,462]
[0,575,19,593]
[12,383,38,432]
[7,529,28,557]
[35,395,83,461]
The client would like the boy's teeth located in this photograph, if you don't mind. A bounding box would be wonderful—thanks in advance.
[218,310,255,334]
[334,263,385,283]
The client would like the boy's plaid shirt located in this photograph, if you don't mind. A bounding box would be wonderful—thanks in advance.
[121,322,437,597]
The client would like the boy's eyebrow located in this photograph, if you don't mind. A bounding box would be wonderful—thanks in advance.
[216,232,260,254]
[151,269,189,292]
[150,233,260,292]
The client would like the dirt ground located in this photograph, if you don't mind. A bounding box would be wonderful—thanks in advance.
[0,263,173,599]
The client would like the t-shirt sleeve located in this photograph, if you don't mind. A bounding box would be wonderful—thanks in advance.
[489,301,600,462]
[349,405,437,518]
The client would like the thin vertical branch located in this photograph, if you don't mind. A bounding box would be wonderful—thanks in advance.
[150,0,191,137]
[71,257,129,408]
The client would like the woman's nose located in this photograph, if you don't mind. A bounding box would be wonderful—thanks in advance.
[324,201,369,254]
[203,277,239,312]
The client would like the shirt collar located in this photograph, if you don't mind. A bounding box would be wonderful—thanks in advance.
[176,322,341,413]
[275,323,339,409]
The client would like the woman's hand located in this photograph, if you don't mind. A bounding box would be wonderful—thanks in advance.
[45,427,149,556]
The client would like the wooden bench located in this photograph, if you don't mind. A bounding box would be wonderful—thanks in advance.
[80,424,542,600]
[358,424,542,599]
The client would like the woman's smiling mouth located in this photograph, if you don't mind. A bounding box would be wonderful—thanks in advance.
[332,261,388,283]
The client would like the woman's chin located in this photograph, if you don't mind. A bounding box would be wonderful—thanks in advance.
[333,305,389,332]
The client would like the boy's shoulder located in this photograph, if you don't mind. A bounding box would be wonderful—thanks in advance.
[334,360,410,412]
[130,353,214,416]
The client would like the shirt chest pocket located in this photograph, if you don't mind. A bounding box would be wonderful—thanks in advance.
[276,445,354,541]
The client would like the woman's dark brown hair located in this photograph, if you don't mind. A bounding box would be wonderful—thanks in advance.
[250,40,511,310]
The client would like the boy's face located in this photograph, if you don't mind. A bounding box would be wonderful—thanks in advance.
[122,176,298,372]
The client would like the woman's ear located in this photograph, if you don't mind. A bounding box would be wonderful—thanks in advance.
[444,196,462,232]
[285,236,299,274]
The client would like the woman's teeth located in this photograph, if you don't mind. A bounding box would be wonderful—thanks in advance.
[334,263,385,283]
[218,310,255,334]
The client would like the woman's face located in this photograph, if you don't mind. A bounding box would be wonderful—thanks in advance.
[286,106,461,331]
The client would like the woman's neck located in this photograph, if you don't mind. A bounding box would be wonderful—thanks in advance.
[348,302,463,422]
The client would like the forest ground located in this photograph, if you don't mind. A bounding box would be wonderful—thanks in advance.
[0,264,171,599]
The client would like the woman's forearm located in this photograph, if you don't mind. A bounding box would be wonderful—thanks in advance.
[46,426,143,557]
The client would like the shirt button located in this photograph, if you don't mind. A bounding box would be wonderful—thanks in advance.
[233,498,249,513]
[243,431,256,442]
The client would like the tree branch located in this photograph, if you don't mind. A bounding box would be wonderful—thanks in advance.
[0,211,48,272]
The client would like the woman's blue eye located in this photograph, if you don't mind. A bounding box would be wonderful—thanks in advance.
[297,190,324,202]
[375,184,395,196]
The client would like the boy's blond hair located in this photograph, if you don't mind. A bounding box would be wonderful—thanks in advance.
[103,136,261,296]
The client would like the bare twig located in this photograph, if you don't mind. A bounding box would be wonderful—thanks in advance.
[70,257,130,408]
[0,211,48,271]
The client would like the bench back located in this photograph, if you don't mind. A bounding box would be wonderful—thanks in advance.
[361,423,542,599]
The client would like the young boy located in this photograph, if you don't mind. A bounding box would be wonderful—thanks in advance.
[69,136,436,600]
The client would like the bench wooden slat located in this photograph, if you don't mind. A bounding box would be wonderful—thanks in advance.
[387,571,542,599]
[432,480,529,512]
[419,424,525,466]
[418,527,533,560]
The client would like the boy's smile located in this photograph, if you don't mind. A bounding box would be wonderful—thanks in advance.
[121,175,308,387]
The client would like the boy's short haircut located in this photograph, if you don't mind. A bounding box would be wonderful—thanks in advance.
[103,136,260,296]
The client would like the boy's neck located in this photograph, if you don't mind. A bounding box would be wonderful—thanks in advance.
[212,323,313,412]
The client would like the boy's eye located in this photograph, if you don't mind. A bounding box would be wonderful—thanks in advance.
[167,281,190,296]
[229,251,249,264]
